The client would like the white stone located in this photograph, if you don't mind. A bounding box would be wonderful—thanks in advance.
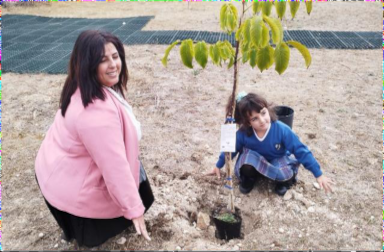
[313,182,321,190]
[283,190,293,201]
[38,233,44,238]
[329,144,338,150]
[54,244,58,248]
[233,245,239,250]
[116,237,126,245]
[308,207,315,213]
[60,239,67,244]
[279,228,284,233]
[271,243,275,248]
[299,234,302,238]
[122,22,126,25]
[196,212,210,230]
[176,246,181,250]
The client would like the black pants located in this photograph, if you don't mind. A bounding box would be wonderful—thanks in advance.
[38,176,154,248]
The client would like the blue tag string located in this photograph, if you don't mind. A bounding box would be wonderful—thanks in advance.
[226,177,232,181]
[225,117,235,123]
[224,184,233,190]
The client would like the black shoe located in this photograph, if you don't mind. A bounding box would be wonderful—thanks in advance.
[275,174,297,196]
[275,183,289,196]
[239,176,256,194]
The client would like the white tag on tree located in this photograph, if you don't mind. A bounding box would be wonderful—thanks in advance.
[220,124,236,152]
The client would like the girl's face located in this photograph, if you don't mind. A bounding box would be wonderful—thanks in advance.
[248,107,271,133]
[97,42,122,87]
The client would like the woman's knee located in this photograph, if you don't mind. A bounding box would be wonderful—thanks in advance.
[240,165,259,178]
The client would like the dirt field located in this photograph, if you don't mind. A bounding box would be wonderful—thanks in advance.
[2,1,383,250]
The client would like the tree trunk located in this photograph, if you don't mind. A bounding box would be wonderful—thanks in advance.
[224,1,245,213]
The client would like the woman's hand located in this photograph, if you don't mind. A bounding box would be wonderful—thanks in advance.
[205,167,222,179]
[132,215,151,241]
[316,175,334,193]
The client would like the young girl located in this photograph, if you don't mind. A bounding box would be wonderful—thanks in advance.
[208,92,333,196]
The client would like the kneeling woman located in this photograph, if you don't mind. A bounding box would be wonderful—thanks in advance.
[35,30,154,247]
[209,92,333,196]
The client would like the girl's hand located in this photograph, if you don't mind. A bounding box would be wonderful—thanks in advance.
[132,215,151,241]
[205,167,222,179]
[316,175,334,193]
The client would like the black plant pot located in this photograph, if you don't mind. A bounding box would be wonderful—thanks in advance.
[212,207,242,241]
[274,105,294,129]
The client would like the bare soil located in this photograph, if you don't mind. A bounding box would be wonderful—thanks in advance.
[2,2,383,250]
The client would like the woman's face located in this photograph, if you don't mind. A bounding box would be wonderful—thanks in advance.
[248,107,271,133]
[97,42,122,87]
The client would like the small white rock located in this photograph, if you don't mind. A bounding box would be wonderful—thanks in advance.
[370,216,374,220]
[233,245,239,250]
[299,234,302,238]
[271,243,275,248]
[313,182,320,190]
[60,239,67,244]
[116,237,126,245]
[268,189,272,193]
[308,207,315,213]
[38,233,44,238]
[279,228,284,233]
[122,22,126,25]
[176,246,181,250]
[283,190,293,201]
[54,244,58,248]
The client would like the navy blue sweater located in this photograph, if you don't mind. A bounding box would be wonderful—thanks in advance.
[216,121,322,178]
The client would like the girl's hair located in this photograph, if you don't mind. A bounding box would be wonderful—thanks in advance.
[59,30,129,117]
[226,93,277,135]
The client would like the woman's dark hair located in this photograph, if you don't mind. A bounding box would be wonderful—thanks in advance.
[59,30,129,117]
[226,93,277,136]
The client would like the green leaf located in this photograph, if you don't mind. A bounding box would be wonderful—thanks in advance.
[274,42,290,74]
[241,42,250,63]
[289,1,300,20]
[249,48,257,68]
[194,41,208,69]
[220,4,228,31]
[286,40,312,68]
[180,39,194,69]
[266,45,275,69]
[227,13,236,33]
[235,25,243,41]
[272,18,284,42]
[253,1,262,14]
[261,1,273,16]
[210,44,221,65]
[305,0,312,15]
[218,42,231,60]
[263,15,281,44]
[228,56,234,69]
[250,16,263,48]
[224,40,235,56]
[243,19,251,45]
[275,1,287,20]
[227,4,238,34]
[261,23,270,48]
[257,45,274,72]
[161,40,180,67]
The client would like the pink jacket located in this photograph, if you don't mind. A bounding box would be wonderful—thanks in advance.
[35,88,145,220]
